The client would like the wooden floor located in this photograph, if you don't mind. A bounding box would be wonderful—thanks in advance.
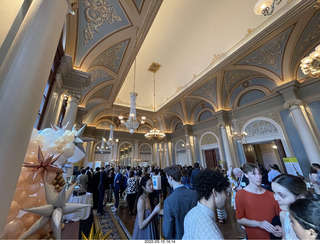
[108,195,246,240]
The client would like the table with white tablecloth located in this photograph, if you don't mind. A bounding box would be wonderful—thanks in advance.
[63,192,92,222]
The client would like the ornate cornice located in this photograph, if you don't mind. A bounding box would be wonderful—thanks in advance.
[58,55,91,93]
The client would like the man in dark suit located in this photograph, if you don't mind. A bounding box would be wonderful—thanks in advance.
[97,165,109,214]
[111,166,122,212]
[162,166,198,240]
[91,167,101,210]
[190,162,201,189]
[233,167,249,192]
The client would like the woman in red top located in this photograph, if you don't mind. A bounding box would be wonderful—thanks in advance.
[235,163,282,239]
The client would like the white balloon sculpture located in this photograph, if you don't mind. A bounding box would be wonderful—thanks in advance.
[4,124,88,240]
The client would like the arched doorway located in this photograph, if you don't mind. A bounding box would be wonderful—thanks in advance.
[175,140,188,166]
[118,142,134,167]
[139,143,153,167]
[199,132,221,169]
[242,117,291,173]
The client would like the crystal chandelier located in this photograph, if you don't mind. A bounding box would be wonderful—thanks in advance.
[300,44,320,78]
[145,128,166,141]
[254,0,282,16]
[144,62,166,141]
[121,27,146,133]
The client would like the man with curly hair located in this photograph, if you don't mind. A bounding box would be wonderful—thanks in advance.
[182,169,229,240]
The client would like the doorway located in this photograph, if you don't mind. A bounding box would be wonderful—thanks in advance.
[243,139,286,173]
[204,148,220,169]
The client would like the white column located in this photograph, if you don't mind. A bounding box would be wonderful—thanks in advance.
[62,94,80,131]
[155,143,160,167]
[218,123,233,168]
[83,141,92,168]
[165,142,170,167]
[113,141,119,167]
[0,0,68,237]
[134,140,139,167]
[284,100,320,164]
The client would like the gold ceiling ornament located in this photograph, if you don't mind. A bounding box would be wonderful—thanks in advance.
[314,0,320,9]
[300,44,320,78]
[254,0,282,16]
[245,28,256,37]
[210,53,225,65]
[145,63,166,141]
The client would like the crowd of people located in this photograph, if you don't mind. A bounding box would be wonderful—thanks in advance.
[71,162,320,240]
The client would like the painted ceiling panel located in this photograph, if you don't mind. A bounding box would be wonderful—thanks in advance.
[237,26,294,78]
[167,101,184,121]
[228,77,276,107]
[185,98,203,121]
[291,11,320,70]
[88,39,129,73]
[89,69,113,83]
[191,78,217,105]
[86,97,108,110]
[223,70,261,105]
[84,69,113,95]
[193,102,213,123]
[238,90,266,107]
[89,84,113,102]
[75,0,130,67]
[134,0,144,12]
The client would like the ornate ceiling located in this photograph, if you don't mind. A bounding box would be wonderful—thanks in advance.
[65,0,320,134]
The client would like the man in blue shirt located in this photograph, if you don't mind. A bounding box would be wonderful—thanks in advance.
[111,166,121,212]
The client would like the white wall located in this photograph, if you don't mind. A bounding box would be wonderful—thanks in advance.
[0,0,24,47]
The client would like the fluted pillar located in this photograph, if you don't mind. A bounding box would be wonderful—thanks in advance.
[284,99,320,164]
[62,93,80,130]
[218,122,233,168]
[0,0,69,237]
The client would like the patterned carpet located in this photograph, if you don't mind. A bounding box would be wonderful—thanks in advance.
[93,208,128,240]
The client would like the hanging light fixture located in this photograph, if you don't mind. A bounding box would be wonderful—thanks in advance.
[254,0,282,16]
[120,27,146,133]
[225,79,247,142]
[107,105,116,147]
[300,44,320,78]
[144,62,166,141]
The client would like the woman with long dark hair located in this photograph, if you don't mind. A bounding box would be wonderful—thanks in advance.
[289,199,320,240]
[132,175,161,240]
